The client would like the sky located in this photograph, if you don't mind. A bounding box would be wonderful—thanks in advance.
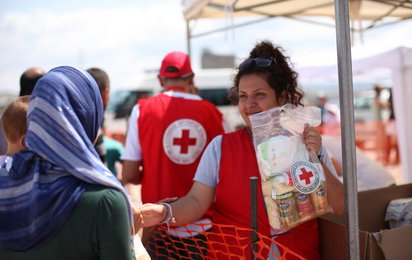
[1,0,412,95]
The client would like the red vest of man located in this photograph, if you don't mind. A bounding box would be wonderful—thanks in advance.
[138,92,224,203]
[213,128,319,259]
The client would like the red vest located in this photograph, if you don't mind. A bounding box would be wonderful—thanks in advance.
[138,93,224,204]
[214,128,320,259]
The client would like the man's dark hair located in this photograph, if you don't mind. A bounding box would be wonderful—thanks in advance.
[86,67,110,94]
[19,67,45,96]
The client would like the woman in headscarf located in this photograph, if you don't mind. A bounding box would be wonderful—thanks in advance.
[0,66,138,259]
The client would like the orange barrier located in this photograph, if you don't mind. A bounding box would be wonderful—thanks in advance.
[105,130,126,145]
[145,223,305,259]
[320,121,390,161]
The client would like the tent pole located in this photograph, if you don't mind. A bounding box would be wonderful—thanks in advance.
[186,20,192,58]
[334,0,360,259]
[250,176,258,259]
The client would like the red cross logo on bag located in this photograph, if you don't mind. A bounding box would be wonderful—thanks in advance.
[290,161,321,194]
[299,168,314,185]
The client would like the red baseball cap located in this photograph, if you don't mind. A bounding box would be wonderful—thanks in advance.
[159,51,194,78]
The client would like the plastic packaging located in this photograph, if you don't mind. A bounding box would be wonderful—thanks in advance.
[250,104,330,233]
[385,198,412,229]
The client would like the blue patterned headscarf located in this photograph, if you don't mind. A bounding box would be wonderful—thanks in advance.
[0,66,132,251]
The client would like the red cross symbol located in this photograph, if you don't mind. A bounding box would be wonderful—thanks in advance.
[173,129,196,154]
[299,167,314,185]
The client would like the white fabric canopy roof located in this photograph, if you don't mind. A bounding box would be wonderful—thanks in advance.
[183,0,412,33]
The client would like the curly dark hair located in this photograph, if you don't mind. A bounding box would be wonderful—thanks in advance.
[228,40,304,106]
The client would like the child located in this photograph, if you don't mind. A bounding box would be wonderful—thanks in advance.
[0,96,30,169]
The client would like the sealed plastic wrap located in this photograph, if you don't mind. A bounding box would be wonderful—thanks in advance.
[385,198,412,229]
[250,104,331,233]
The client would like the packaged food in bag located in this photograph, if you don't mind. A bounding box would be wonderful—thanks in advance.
[250,104,331,233]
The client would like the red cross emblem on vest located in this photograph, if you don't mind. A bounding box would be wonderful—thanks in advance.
[173,129,197,154]
[163,119,207,165]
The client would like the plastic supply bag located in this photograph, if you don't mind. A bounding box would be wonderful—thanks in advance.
[250,104,330,233]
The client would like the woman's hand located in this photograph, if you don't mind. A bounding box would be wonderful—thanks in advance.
[132,204,143,235]
[139,203,167,228]
[302,124,322,154]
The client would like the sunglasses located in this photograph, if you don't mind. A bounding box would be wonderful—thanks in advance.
[238,57,274,72]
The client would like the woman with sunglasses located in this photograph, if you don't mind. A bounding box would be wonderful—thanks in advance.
[138,40,344,259]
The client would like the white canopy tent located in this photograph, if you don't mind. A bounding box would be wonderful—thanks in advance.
[182,0,412,184]
[183,0,412,53]
[184,0,412,22]
[181,0,412,258]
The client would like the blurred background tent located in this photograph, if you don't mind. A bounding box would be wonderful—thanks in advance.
[299,46,412,183]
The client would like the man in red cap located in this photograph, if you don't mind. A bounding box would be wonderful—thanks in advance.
[121,51,226,258]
